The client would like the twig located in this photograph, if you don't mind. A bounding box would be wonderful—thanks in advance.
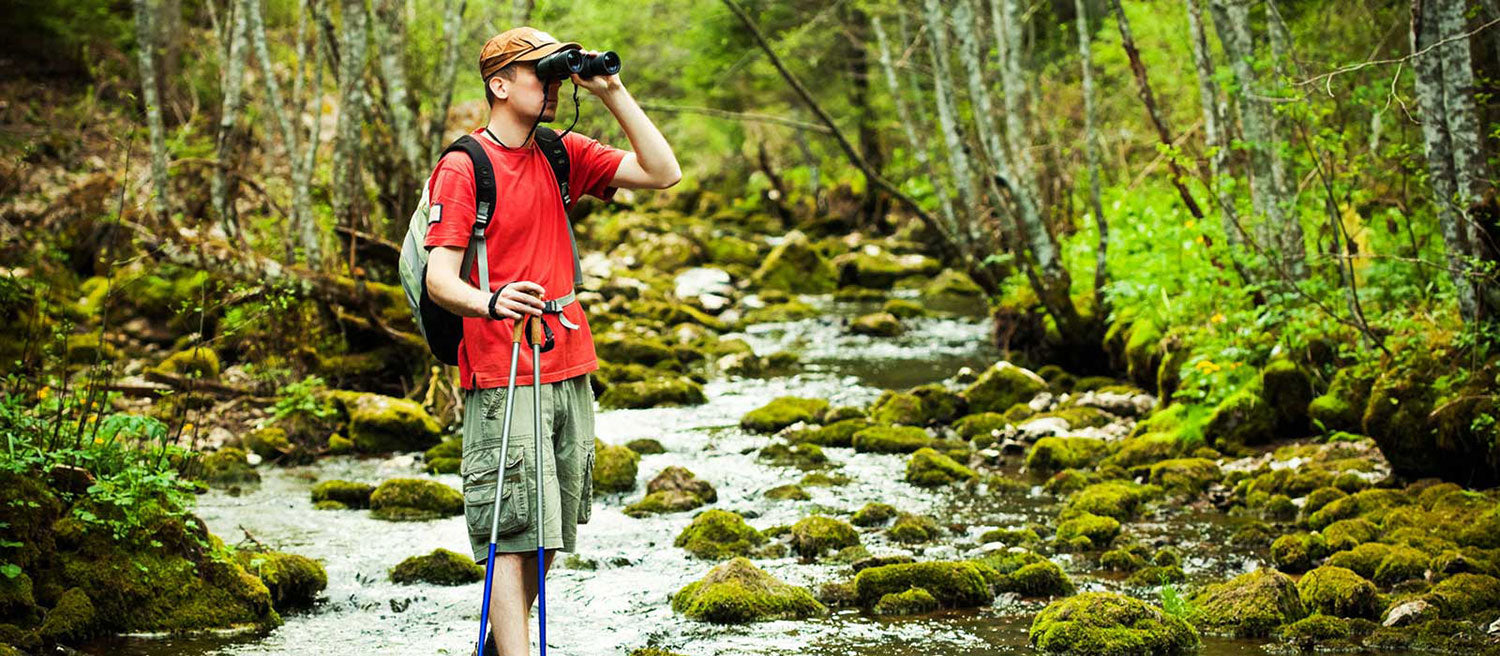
[1293,15,1500,95]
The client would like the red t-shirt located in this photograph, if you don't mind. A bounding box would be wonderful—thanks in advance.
[424,128,628,389]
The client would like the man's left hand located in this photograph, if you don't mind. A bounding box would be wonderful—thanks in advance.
[570,50,623,96]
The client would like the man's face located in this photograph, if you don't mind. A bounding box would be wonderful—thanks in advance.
[496,63,562,123]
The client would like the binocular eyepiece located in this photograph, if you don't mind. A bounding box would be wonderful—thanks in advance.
[535,49,621,81]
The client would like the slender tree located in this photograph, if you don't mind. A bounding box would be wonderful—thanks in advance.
[921,0,983,238]
[132,0,172,222]
[1076,0,1109,311]
[331,0,370,237]
[429,0,467,160]
[872,15,958,241]
[211,0,251,237]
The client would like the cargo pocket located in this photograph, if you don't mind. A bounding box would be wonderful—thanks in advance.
[463,446,528,539]
[577,446,595,525]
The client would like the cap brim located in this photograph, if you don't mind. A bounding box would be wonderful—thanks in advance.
[512,41,581,63]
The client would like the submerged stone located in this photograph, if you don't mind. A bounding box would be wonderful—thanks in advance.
[671,557,825,623]
[740,396,830,433]
[368,478,462,521]
[854,561,993,609]
[388,548,484,585]
[674,509,767,559]
[310,479,374,509]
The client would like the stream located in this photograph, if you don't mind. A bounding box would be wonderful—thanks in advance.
[82,294,1330,656]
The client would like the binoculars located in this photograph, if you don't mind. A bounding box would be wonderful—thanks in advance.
[536,49,621,81]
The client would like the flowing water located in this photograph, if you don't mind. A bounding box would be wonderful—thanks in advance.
[79,295,1353,656]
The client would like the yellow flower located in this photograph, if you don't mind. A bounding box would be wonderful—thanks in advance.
[182,423,194,433]
[1211,313,1225,323]
[37,387,51,400]
[1185,219,1197,230]
[94,438,103,445]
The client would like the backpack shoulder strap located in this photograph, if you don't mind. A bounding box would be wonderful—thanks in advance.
[533,127,584,288]
[442,135,498,292]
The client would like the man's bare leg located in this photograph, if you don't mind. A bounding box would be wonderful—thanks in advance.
[521,549,557,613]
[485,550,556,655]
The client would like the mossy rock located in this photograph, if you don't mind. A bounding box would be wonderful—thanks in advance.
[851,425,930,454]
[798,471,849,487]
[1306,488,1409,531]
[872,586,939,615]
[235,550,328,609]
[739,397,829,433]
[1101,547,1148,572]
[921,269,983,305]
[789,515,860,558]
[741,300,819,324]
[154,346,221,380]
[790,418,870,448]
[595,335,676,366]
[1061,481,1157,521]
[671,557,825,623]
[833,250,941,289]
[757,442,827,468]
[1414,572,1500,618]
[905,447,976,487]
[849,312,903,337]
[333,392,441,454]
[750,230,836,294]
[869,391,929,426]
[1148,458,1221,495]
[854,561,993,609]
[1126,565,1187,587]
[1030,591,1199,656]
[881,298,928,319]
[998,559,1076,597]
[675,509,767,559]
[368,478,462,521]
[624,466,716,517]
[764,484,810,501]
[962,362,1047,414]
[1321,518,1379,553]
[389,548,484,585]
[1325,543,1394,580]
[1276,614,1351,650]
[310,479,374,509]
[327,434,354,454]
[982,527,1044,548]
[624,438,666,455]
[242,427,292,461]
[594,438,641,493]
[65,333,119,365]
[886,513,943,544]
[1026,437,1110,475]
[1297,566,1380,619]
[1373,545,1430,587]
[198,447,260,488]
[1030,405,1113,430]
[1260,359,1313,435]
[1309,366,1375,434]
[954,412,1008,441]
[1105,433,1186,469]
[37,587,95,642]
[1055,512,1120,550]
[851,502,897,527]
[1206,387,1276,452]
[1271,533,1328,574]
[1189,569,1307,638]
[598,377,706,409]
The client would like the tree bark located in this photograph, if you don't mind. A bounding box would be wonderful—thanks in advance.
[922,0,983,239]
[1263,0,1307,277]
[872,15,958,241]
[844,5,887,231]
[211,0,251,237]
[132,0,172,222]
[292,0,326,266]
[373,0,423,182]
[1077,0,1109,313]
[429,0,467,159]
[331,0,370,239]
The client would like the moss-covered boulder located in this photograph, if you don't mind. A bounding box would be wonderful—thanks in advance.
[388,548,484,585]
[1260,359,1313,435]
[1275,614,1351,650]
[764,484,810,500]
[1030,591,1199,656]
[789,515,860,558]
[751,230,836,294]
[595,334,676,366]
[1325,543,1393,579]
[624,466,716,517]
[881,298,927,319]
[1320,518,1379,553]
[790,418,870,448]
[962,362,1047,414]
[594,438,640,493]
[1055,512,1120,550]
[198,447,260,488]
[886,513,943,544]
[624,438,666,455]
[422,439,462,474]
[1271,533,1327,573]
[1107,432,1187,469]
[1308,366,1374,433]
[872,586,939,615]
[671,557,825,623]
[675,509,767,559]
[851,502,897,527]
[597,377,706,409]
[1373,545,1430,587]
[1026,437,1110,475]
[833,249,941,289]
[368,478,463,521]
[1206,387,1276,452]
[1061,481,1157,521]
[921,269,984,306]
[740,397,829,433]
[905,447,977,487]
[1189,569,1306,638]
[996,559,1076,597]
[334,392,441,454]
[869,391,929,426]
[37,587,94,642]
[850,312,903,337]
[1297,566,1380,619]
[1148,458,1221,495]
[154,346,221,379]
[854,561,993,609]
[757,442,827,468]
[741,300,819,324]
[235,550,328,608]
[310,480,374,509]
[851,425,931,454]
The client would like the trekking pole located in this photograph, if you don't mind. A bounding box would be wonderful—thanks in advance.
[524,313,549,656]
[475,316,526,656]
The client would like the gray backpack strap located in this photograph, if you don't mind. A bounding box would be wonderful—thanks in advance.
[448,135,498,294]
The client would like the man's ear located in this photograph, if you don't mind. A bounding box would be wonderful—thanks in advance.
[489,76,507,101]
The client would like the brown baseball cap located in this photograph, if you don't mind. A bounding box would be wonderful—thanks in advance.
[479,27,581,81]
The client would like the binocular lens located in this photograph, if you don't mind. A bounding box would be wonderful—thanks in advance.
[580,51,621,78]
[535,49,622,80]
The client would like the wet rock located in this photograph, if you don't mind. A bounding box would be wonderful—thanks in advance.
[1189,569,1307,638]
[799,471,850,487]
[740,397,829,433]
[1382,598,1435,627]
[595,335,675,366]
[1320,518,1379,553]
[1148,458,1220,495]
[594,438,641,493]
[869,391,928,426]
[851,425,931,454]
[764,484,810,501]
[854,561,993,609]
[881,298,927,319]
[873,586,939,615]
[154,346,220,379]
[1206,387,1276,453]
[38,587,94,643]
[1069,388,1157,419]
[597,377,706,409]
[832,248,941,289]
[1413,572,1500,619]
[741,299,819,324]
[1055,512,1120,550]
[757,442,827,468]
[750,230,836,294]
[905,447,977,487]
[887,513,943,544]
[422,439,462,474]
[1061,481,1157,521]
[954,412,1007,441]
[672,557,825,623]
[332,392,441,454]
[789,515,860,558]
[1025,437,1110,475]
[1275,614,1350,651]
[1297,566,1380,619]
[1373,545,1429,587]
[198,447,260,488]
[1030,591,1199,656]
[369,478,462,521]
[851,502,897,527]
[790,418,870,448]
[1260,359,1313,435]
[310,480,374,509]
[920,269,983,306]
[236,551,328,608]
[624,466,716,517]
[850,312,902,337]
[962,362,1048,414]
[674,509,767,559]
[1271,533,1328,573]
[1326,543,1394,579]
[624,438,665,454]
[1126,564,1187,587]
[1308,366,1375,434]
[980,527,1043,549]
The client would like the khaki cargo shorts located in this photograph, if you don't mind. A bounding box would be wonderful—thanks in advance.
[461,373,596,564]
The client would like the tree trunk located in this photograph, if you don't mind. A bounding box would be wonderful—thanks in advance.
[429,0,467,159]
[511,0,534,27]
[1077,0,1109,313]
[211,0,251,237]
[921,0,983,239]
[132,0,172,222]
[331,0,370,240]
[844,5,887,232]
[954,0,1019,259]
[872,15,958,241]
[1263,0,1307,277]
[294,0,326,267]
[374,0,423,182]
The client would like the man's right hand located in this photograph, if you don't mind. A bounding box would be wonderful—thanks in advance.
[488,281,546,320]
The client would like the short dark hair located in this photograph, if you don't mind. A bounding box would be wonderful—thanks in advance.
[484,61,535,107]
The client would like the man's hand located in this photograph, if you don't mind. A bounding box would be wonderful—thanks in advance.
[488,281,546,320]
[425,246,548,319]
[570,50,624,96]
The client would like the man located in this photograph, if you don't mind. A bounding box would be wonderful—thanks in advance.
[423,26,680,656]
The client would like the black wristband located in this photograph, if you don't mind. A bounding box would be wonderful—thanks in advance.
[486,282,514,320]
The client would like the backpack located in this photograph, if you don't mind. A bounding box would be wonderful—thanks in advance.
[398,127,584,366]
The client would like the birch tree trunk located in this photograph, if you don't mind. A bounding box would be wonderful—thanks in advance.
[374,0,423,182]
[331,0,370,237]
[844,5,887,230]
[955,0,1021,258]
[428,0,467,159]
[132,0,172,221]
[1076,0,1109,310]
[1187,0,1241,243]
[1263,0,1306,278]
[921,0,983,241]
[289,0,325,266]
[211,0,251,237]
[872,15,958,241]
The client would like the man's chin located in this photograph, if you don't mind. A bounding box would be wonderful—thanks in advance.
[539,108,558,123]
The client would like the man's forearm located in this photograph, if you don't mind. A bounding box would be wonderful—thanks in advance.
[599,85,681,184]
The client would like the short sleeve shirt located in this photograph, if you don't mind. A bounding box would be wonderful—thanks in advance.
[424,128,628,389]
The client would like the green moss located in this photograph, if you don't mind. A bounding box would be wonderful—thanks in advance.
[740,397,830,433]
[751,230,836,294]
[595,334,676,366]
[1126,565,1186,587]
[790,418,870,448]
[1374,545,1430,587]
[886,513,943,544]
[1306,488,1409,530]
[1308,366,1374,433]
[332,392,442,454]
[1419,572,1500,618]
[757,442,828,468]
[198,447,260,488]
[869,391,928,426]
[764,484,810,500]
[1061,481,1157,521]
[1325,543,1393,579]
[674,510,767,559]
[671,557,825,623]
[1031,406,1112,430]
[1321,518,1380,553]
[741,300,819,324]
[1106,433,1187,468]
[833,250,941,289]
[1056,512,1120,549]
[854,561,993,609]
[1189,569,1307,638]
[872,586,939,615]
[598,377,707,409]
[799,471,850,487]
[1271,533,1327,573]
[881,298,927,319]
[1147,458,1221,495]
[789,516,860,558]
[980,527,1043,548]
[954,412,1008,441]
[1206,387,1276,452]
[594,438,640,493]
[1101,547,1148,572]
[1000,560,1076,597]
[1026,437,1110,475]
[154,346,221,379]
[851,502,897,527]
[37,587,94,642]
[920,269,984,303]
[962,362,1048,414]
[625,466,716,517]
[327,434,354,454]
[1276,614,1350,650]
[1030,591,1199,656]
[624,438,666,454]
[241,427,289,461]
[905,447,977,487]
[236,551,328,608]
[1303,487,1349,519]
[1043,469,1092,495]
[368,478,462,521]
[1123,320,1165,389]
[851,425,931,454]
[850,312,903,337]
[1260,359,1312,434]
[1297,566,1380,618]
[388,548,484,585]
